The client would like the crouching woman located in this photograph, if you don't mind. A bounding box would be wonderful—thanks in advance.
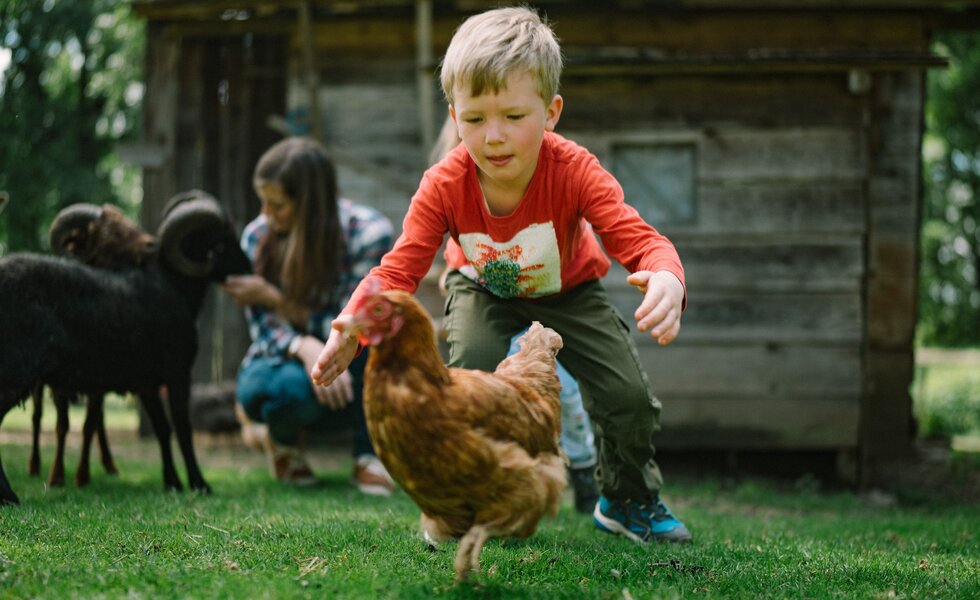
[221,136,395,495]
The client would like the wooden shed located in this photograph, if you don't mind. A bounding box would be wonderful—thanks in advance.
[129,0,980,484]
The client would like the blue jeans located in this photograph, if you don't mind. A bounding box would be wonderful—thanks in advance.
[236,351,375,457]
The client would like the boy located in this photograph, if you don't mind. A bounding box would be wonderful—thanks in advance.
[313,6,690,543]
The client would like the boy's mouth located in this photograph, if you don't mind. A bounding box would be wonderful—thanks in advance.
[487,155,512,167]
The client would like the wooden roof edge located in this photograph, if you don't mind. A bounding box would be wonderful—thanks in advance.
[564,48,949,64]
[131,0,980,21]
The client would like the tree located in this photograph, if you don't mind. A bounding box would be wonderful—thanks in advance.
[0,0,144,255]
[920,32,980,346]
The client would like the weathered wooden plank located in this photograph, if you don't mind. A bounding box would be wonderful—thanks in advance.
[670,181,866,236]
[700,128,866,181]
[862,71,921,466]
[552,11,928,52]
[655,396,859,449]
[602,238,864,294]
[633,291,862,344]
[571,126,866,183]
[561,76,866,130]
[140,24,179,233]
[860,349,915,459]
[638,342,862,397]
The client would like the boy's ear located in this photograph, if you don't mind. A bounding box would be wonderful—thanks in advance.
[545,95,563,132]
[448,104,457,126]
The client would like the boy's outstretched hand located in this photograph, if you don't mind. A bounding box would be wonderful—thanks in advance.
[628,270,685,346]
[311,317,359,387]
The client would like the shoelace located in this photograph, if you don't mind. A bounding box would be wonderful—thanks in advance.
[613,501,653,531]
[646,499,674,522]
[621,498,673,523]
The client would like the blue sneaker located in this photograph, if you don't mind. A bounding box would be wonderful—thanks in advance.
[593,496,692,543]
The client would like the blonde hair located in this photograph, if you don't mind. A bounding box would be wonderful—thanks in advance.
[439,6,562,106]
[429,114,462,166]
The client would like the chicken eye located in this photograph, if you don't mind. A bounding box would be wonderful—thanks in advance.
[371,301,391,319]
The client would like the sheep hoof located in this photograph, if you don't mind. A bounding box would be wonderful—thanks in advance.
[0,489,19,506]
[192,482,213,496]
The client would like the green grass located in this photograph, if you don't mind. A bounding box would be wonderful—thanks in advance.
[2,392,139,433]
[914,349,980,439]
[0,436,977,599]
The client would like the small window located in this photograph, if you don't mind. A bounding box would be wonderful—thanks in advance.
[610,143,697,226]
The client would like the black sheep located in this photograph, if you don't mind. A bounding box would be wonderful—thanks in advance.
[0,192,251,505]
[28,202,158,487]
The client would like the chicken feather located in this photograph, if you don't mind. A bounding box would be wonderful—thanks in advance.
[341,288,566,581]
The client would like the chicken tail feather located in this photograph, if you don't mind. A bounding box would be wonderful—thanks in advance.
[517,321,562,357]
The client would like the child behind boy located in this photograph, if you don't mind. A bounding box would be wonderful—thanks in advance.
[314,5,690,543]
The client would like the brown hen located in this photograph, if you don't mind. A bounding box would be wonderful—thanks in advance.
[340,286,566,581]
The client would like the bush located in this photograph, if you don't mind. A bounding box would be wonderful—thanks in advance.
[914,362,980,439]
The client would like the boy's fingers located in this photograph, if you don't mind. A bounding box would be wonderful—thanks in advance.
[652,311,681,346]
[626,271,651,292]
[657,322,680,346]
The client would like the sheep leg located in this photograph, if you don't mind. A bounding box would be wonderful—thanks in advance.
[47,390,71,487]
[94,395,118,475]
[76,393,116,486]
[0,403,20,505]
[454,525,490,582]
[28,385,43,477]
[140,389,183,492]
[0,458,18,506]
[75,394,98,486]
[168,383,211,494]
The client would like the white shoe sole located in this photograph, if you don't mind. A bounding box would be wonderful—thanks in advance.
[593,503,647,543]
[356,482,393,496]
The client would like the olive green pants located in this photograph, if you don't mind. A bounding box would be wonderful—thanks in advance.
[442,271,664,501]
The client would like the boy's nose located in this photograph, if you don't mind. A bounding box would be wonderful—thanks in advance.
[485,121,505,144]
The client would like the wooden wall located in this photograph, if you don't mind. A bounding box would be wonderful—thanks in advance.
[136,3,935,477]
[284,8,930,470]
[291,7,927,464]
[141,23,287,384]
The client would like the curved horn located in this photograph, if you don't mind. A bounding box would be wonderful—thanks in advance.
[49,203,104,257]
[157,191,225,278]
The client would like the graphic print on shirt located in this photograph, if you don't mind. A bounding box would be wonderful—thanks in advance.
[457,222,561,298]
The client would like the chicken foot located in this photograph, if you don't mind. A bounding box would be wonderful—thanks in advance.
[454,525,491,582]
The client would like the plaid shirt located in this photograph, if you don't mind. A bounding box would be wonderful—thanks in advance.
[239,198,393,367]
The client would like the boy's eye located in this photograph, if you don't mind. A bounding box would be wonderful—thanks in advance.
[463,117,482,124]
[507,114,525,120]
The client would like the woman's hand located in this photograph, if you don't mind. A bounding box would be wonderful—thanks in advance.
[293,335,353,410]
[627,270,684,346]
[221,275,282,309]
[222,275,309,327]
[313,369,352,409]
[311,320,359,388]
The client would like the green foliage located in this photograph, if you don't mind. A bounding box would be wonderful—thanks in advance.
[914,361,980,439]
[0,0,144,255]
[0,437,978,598]
[921,33,980,346]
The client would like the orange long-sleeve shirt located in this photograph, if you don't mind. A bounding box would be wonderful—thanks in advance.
[341,131,684,315]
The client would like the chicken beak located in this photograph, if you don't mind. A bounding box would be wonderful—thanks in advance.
[341,315,378,347]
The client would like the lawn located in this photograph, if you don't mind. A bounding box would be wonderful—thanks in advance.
[914,348,980,442]
[0,419,978,599]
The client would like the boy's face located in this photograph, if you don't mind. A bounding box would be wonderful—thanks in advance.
[450,71,562,198]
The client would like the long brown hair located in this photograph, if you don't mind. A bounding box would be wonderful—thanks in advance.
[253,137,341,310]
